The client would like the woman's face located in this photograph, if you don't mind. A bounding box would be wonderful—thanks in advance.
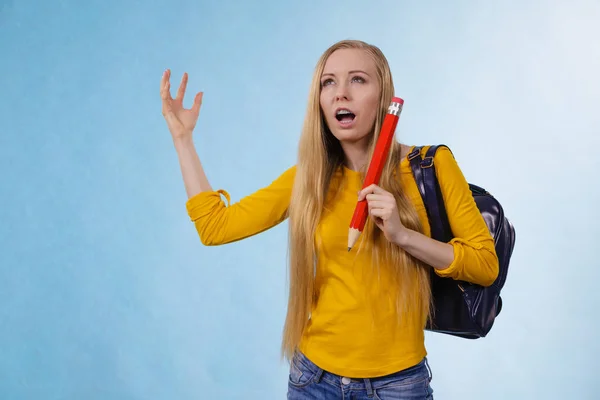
[319,48,380,146]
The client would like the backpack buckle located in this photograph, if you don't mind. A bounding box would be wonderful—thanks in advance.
[407,148,421,161]
[420,157,434,168]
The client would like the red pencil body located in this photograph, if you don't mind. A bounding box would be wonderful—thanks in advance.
[348,97,404,249]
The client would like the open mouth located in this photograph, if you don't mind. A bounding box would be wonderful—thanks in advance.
[335,109,356,124]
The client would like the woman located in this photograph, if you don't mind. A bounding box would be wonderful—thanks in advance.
[160,39,499,399]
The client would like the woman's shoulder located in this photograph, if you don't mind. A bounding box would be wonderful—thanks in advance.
[400,143,456,164]
[397,144,463,184]
[271,164,297,186]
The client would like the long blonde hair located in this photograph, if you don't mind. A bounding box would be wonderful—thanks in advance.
[281,39,432,361]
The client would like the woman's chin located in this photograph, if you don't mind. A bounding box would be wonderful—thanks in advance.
[331,129,370,144]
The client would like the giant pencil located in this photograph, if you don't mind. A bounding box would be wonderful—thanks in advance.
[347,96,404,251]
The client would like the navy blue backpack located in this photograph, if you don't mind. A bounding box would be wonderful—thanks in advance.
[408,145,516,339]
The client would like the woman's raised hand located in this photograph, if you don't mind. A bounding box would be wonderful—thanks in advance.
[160,69,203,140]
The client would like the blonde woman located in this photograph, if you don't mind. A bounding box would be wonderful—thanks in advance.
[160,40,499,399]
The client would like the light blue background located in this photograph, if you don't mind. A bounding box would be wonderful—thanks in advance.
[1,0,599,398]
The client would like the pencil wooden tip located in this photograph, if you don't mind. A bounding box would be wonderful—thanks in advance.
[347,228,361,250]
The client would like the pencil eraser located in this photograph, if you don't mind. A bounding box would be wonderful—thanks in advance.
[392,97,404,105]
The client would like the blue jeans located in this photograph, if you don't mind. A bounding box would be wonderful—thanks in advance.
[287,351,434,399]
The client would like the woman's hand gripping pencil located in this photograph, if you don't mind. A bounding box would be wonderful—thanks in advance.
[347,97,404,251]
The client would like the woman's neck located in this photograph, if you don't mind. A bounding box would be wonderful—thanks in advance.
[340,140,370,172]
[341,141,413,171]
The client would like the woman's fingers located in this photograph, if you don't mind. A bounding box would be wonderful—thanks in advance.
[176,72,188,103]
[367,200,387,210]
[365,193,396,223]
[161,70,203,124]
[161,70,171,97]
[160,69,167,91]
[191,91,203,115]
[369,208,387,218]
[160,70,173,114]
[365,193,394,204]
[358,184,393,200]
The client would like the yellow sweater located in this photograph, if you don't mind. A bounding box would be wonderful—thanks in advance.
[185,145,499,378]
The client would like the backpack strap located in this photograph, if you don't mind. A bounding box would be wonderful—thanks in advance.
[407,145,453,242]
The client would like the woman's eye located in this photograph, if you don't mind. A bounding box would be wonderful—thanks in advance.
[321,76,364,87]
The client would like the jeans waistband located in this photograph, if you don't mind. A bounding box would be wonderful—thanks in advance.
[292,350,432,392]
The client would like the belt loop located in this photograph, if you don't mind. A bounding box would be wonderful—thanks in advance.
[364,378,374,398]
[314,368,324,383]
[424,357,432,382]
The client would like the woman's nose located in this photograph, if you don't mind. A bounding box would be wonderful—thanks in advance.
[335,83,350,101]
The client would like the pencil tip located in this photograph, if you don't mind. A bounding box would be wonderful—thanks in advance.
[348,247,351,252]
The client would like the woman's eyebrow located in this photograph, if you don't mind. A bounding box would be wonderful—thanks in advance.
[321,70,370,78]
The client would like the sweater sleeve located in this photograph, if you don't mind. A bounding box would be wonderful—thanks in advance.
[185,165,296,246]
[431,147,499,287]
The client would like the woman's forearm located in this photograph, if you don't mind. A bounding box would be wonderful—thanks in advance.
[173,136,213,198]
[395,229,454,270]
